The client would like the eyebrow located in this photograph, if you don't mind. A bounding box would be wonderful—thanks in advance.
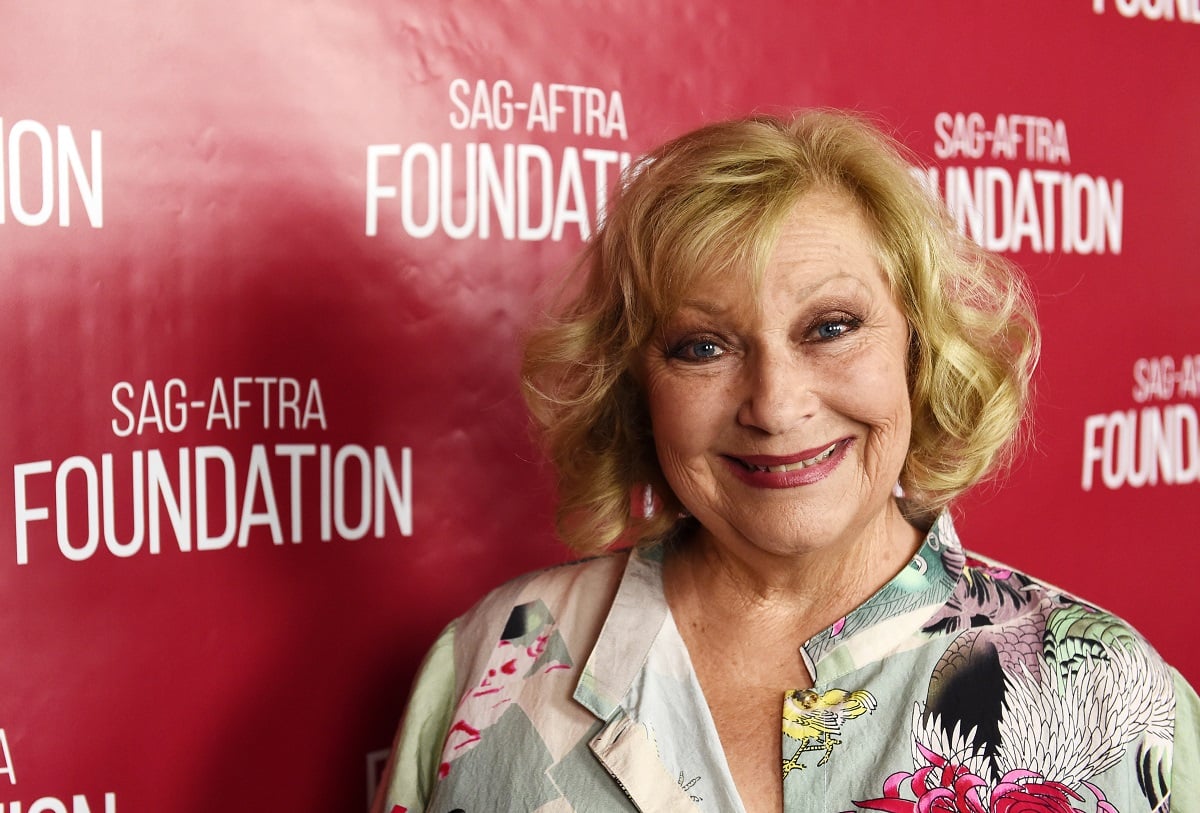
[675,273,872,316]
[676,298,732,315]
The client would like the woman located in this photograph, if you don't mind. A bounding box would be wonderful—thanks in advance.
[373,111,1199,813]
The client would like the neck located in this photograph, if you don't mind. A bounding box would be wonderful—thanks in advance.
[663,500,924,645]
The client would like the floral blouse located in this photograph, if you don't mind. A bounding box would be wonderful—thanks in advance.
[372,515,1200,813]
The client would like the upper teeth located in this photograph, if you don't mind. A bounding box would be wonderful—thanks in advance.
[753,442,839,473]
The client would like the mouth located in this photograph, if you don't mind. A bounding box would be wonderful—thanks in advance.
[733,440,848,473]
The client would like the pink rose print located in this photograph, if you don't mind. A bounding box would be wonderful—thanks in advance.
[854,745,1119,813]
[989,773,1084,813]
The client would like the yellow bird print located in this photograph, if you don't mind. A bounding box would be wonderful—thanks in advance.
[781,687,878,777]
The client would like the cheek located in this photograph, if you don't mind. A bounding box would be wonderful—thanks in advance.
[644,374,732,473]
[871,380,912,443]
[645,365,726,429]
[828,358,912,460]
[866,379,913,468]
[647,386,705,457]
[647,410,710,506]
[834,359,909,419]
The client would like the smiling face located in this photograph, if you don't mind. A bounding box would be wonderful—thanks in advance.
[641,187,914,561]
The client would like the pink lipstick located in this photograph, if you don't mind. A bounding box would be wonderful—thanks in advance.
[724,438,852,489]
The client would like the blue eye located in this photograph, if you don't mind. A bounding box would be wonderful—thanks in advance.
[672,338,725,361]
[813,317,861,341]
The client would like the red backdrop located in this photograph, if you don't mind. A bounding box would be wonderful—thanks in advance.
[1,1,1196,810]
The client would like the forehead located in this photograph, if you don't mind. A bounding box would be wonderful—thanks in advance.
[664,188,890,316]
[769,188,883,280]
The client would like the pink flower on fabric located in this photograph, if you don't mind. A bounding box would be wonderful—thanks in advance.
[854,745,1118,813]
[988,771,1084,813]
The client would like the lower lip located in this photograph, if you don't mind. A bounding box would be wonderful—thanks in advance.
[724,440,852,489]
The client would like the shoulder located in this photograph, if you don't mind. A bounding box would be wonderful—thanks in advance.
[923,535,1178,687]
[969,549,1172,670]
[456,550,630,633]
[372,553,632,813]
[940,543,1189,738]
[450,550,631,678]
[928,541,1155,656]
[916,539,1198,804]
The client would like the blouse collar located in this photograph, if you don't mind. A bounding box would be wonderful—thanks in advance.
[572,513,965,718]
[800,513,965,682]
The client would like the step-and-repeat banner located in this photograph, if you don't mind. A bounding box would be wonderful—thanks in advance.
[1,1,1196,810]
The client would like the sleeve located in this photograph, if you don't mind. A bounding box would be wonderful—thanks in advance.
[370,623,458,813]
[1171,667,1200,812]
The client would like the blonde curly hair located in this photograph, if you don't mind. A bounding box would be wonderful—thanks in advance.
[522,110,1039,555]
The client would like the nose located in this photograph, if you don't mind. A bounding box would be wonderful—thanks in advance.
[736,347,816,434]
